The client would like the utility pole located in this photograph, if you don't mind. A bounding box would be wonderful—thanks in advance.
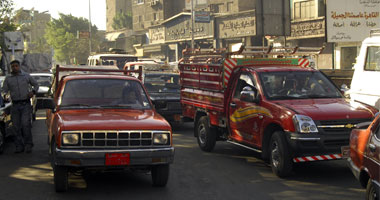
[89,0,92,53]
[191,0,194,49]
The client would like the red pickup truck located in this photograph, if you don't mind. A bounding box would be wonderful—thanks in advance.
[179,46,378,177]
[44,66,174,192]
[344,114,380,199]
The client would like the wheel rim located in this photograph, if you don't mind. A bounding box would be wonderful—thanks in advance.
[198,124,206,145]
[271,141,280,168]
[370,186,377,200]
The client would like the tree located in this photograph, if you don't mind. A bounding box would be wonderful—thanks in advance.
[0,0,17,47]
[45,13,99,64]
[112,11,132,30]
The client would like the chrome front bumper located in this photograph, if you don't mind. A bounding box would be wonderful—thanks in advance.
[53,147,175,167]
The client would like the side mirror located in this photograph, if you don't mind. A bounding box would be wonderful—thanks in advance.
[240,86,259,103]
[41,98,56,110]
[340,84,350,98]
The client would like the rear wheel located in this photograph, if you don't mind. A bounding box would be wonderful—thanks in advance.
[366,179,377,200]
[0,129,4,154]
[151,164,169,187]
[196,116,216,152]
[51,140,68,192]
[269,131,292,177]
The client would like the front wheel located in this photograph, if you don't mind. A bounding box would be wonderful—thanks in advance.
[269,131,293,177]
[366,179,377,200]
[151,164,170,187]
[51,140,68,192]
[196,116,216,152]
[0,130,4,154]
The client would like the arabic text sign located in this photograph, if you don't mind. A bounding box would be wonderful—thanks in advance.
[327,0,380,42]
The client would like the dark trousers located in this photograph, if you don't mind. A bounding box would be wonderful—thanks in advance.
[11,102,33,148]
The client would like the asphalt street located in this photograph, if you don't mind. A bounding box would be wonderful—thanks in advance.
[0,110,365,200]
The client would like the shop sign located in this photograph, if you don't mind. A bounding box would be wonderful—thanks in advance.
[327,0,380,42]
[217,14,256,39]
[166,15,213,42]
[287,18,325,40]
[149,27,165,44]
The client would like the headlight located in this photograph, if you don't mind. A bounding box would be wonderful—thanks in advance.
[62,133,80,146]
[292,114,318,133]
[153,132,170,145]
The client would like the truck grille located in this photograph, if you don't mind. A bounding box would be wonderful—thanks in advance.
[317,118,372,135]
[61,130,171,148]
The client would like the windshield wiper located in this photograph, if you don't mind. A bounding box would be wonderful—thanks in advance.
[99,104,134,109]
[60,103,92,107]
[307,94,337,99]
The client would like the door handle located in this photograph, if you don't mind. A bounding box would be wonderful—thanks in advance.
[369,143,376,152]
[230,102,236,108]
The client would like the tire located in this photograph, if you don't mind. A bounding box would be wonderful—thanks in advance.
[196,116,216,152]
[0,130,4,154]
[366,179,377,200]
[269,131,292,177]
[51,140,68,192]
[151,164,170,187]
[54,165,68,192]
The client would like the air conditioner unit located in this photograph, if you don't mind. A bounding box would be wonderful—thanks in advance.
[151,0,158,6]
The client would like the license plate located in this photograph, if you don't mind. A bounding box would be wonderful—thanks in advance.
[174,114,181,121]
[105,153,130,166]
[341,146,350,159]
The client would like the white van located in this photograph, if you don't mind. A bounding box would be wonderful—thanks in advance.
[349,29,380,109]
[87,53,138,69]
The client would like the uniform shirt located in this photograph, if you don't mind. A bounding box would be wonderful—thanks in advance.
[2,72,39,101]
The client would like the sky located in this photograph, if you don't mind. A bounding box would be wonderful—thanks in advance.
[12,0,106,30]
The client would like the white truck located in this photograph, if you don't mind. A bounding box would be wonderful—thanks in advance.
[349,29,380,109]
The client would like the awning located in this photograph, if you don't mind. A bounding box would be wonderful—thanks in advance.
[105,32,125,41]
[143,44,166,53]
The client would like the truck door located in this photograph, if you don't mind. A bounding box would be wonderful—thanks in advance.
[366,121,380,184]
[228,72,263,147]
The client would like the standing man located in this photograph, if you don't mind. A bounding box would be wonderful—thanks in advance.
[2,60,39,153]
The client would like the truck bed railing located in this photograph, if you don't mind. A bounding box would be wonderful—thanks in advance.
[53,65,143,90]
[180,45,324,64]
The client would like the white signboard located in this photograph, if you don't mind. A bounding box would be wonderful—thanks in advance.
[327,0,380,42]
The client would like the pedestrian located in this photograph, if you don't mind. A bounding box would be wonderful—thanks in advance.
[2,60,39,153]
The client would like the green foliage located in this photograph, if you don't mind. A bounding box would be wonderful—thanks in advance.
[0,0,17,48]
[45,13,99,64]
[112,11,132,30]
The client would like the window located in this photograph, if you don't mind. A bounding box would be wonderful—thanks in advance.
[138,15,143,23]
[293,0,315,20]
[364,46,380,71]
[233,73,255,99]
[227,2,233,12]
[137,0,144,4]
[153,13,158,21]
[340,47,357,69]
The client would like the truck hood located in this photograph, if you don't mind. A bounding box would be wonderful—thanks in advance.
[57,109,170,131]
[275,98,376,121]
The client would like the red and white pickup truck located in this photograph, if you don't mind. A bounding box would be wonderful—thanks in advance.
[179,46,378,177]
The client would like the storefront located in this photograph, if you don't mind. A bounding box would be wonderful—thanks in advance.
[215,10,256,50]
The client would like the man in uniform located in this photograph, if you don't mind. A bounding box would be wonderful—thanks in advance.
[2,60,39,153]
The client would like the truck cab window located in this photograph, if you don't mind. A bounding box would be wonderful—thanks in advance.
[233,73,255,99]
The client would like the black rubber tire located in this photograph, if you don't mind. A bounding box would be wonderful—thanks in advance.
[51,140,68,192]
[151,164,170,187]
[366,179,377,200]
[269,131,293,177]
[54,165,68,192]
[0,130,4,154]
[196,116,216,152]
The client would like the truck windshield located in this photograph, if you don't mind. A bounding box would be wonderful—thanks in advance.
[259,71,342,100]
[144,73,180,93]
[60,79,151,109]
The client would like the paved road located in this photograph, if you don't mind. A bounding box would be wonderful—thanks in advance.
[0,110,365,200]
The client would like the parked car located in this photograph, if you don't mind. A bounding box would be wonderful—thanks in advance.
[124,61,182,123]
[30,73,53,110]
[343,114,380,200]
